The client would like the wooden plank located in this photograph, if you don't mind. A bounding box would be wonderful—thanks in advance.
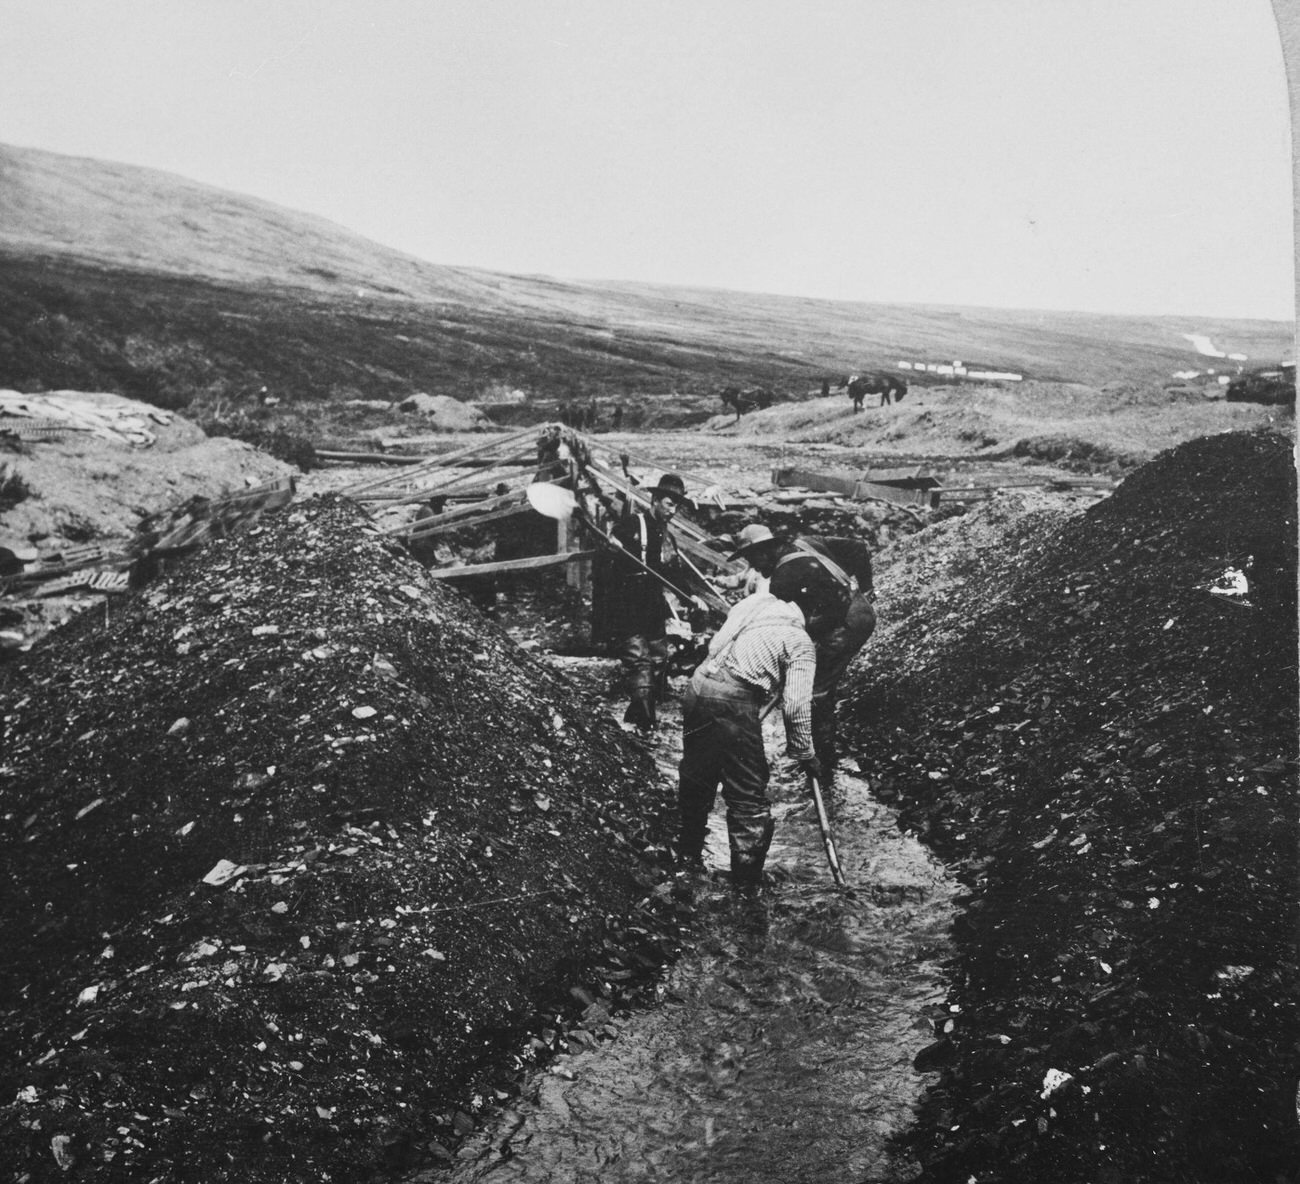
[377,489,523,536]
[426,550,599,580]
[402,501,533,540]
[863,466,925,483]
[393,446,538,499]
[317,450,426,465]
[0,420,85,438]
[931,478,1114,494]
[672,549,732,615]
[353,449,536,469]
[340,423,544,497]
[675,531,740,575]
[771,467,859,497]
[851,480,933,507]
[351,452,534,504]
[357,469,531,506]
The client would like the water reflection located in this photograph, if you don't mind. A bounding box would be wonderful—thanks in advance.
[440,774,957,1184]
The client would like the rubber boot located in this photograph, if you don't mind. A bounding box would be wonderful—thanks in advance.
[623,688,656,730]
[730,818,775,888]
[673,821,707,872]
[675,817,708,870]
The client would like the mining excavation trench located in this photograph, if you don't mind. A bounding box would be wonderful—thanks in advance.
[430,657,959,1184]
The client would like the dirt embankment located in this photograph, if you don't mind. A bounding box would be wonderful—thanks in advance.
[0,496,687,1183]
[2,392,1297,1182]
[1,393,291,551]
[698,381,1294,473]
[844,429,1299,1183]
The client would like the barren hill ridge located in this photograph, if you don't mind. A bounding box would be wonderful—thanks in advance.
[1,141,1291,393]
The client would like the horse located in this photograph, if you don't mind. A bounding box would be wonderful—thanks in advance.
[720,387,755,423]
[719,386,778,423]
[847,373,908,410]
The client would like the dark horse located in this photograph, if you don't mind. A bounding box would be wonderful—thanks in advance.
[719,386,774,423]
[847,372,908,410]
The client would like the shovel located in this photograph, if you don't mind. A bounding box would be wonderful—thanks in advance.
[806,771,849,890]
[754,695,850,890]
[526,482,702,605]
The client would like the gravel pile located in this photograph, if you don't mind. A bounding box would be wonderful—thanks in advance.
[0,494,682,1182]
[844,429,1298,1182]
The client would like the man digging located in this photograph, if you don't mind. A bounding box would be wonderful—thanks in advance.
[727,523,876,806]
[675,583,821,888]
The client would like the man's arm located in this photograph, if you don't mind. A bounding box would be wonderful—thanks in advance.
[780,633,817,756]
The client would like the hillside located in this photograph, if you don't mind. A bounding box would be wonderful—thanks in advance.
[0,142,1291,413]
[692,380,1293,471]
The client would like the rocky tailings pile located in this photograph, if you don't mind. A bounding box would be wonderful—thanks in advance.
[0,495,681,1182]
[843,429,1299,1183]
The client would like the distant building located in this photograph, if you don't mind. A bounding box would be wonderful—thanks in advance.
[895,359,1022,382]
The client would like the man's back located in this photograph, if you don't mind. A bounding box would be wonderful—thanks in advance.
[769,535,871,633]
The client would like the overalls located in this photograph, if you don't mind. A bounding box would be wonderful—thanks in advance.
[677,642,776,881]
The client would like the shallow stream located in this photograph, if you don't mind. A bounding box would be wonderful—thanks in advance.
[434,662,959,1183]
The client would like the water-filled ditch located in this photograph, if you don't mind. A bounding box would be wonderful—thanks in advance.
[436,663,959,1182]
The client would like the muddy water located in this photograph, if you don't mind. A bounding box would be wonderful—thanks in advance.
[439,662,958,1183]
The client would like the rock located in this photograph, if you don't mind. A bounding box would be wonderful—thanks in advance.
[396,393,490,431]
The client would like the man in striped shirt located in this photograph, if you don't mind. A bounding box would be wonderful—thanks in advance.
[676,589,821,887]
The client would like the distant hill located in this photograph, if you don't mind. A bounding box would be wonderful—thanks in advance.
[0,141,1291,410]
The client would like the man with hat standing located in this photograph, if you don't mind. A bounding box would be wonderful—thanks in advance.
[605,473,695,731]
[728,524,877,798]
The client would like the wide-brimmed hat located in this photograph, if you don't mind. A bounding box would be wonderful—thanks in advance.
[646,473,693,506]
[728,523,778,560]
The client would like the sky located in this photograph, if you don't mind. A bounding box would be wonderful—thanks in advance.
[1,0,1295,321]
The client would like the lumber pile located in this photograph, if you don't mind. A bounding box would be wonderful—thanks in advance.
[0,390,175,447]
[0,477,298,603]
[338,424,743,587]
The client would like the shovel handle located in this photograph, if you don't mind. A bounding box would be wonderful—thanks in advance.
[574,511,699,605]
[807,772,848,888]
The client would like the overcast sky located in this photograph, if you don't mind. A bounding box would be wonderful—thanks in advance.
[2,1,1294,321]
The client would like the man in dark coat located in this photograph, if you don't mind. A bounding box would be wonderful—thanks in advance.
[605,473,695,730]
[729,524,877,795]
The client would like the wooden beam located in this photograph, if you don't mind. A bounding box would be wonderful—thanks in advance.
[398,446,538,498]
[401,501,533,540]
[771,467,858,497]
[376,489,523,536]
[426,550,599,580]
[351,447,536,504]
[317,450,426,465]
[675,531,741,575]
[340,424,544,497]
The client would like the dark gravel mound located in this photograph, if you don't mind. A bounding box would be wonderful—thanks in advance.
[844,430,1299,1182]
[0,495,679,1182]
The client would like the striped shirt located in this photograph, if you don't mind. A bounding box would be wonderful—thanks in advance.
[705,593,817,756]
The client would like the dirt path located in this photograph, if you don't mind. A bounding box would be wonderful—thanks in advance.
[430,659,958,1183]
